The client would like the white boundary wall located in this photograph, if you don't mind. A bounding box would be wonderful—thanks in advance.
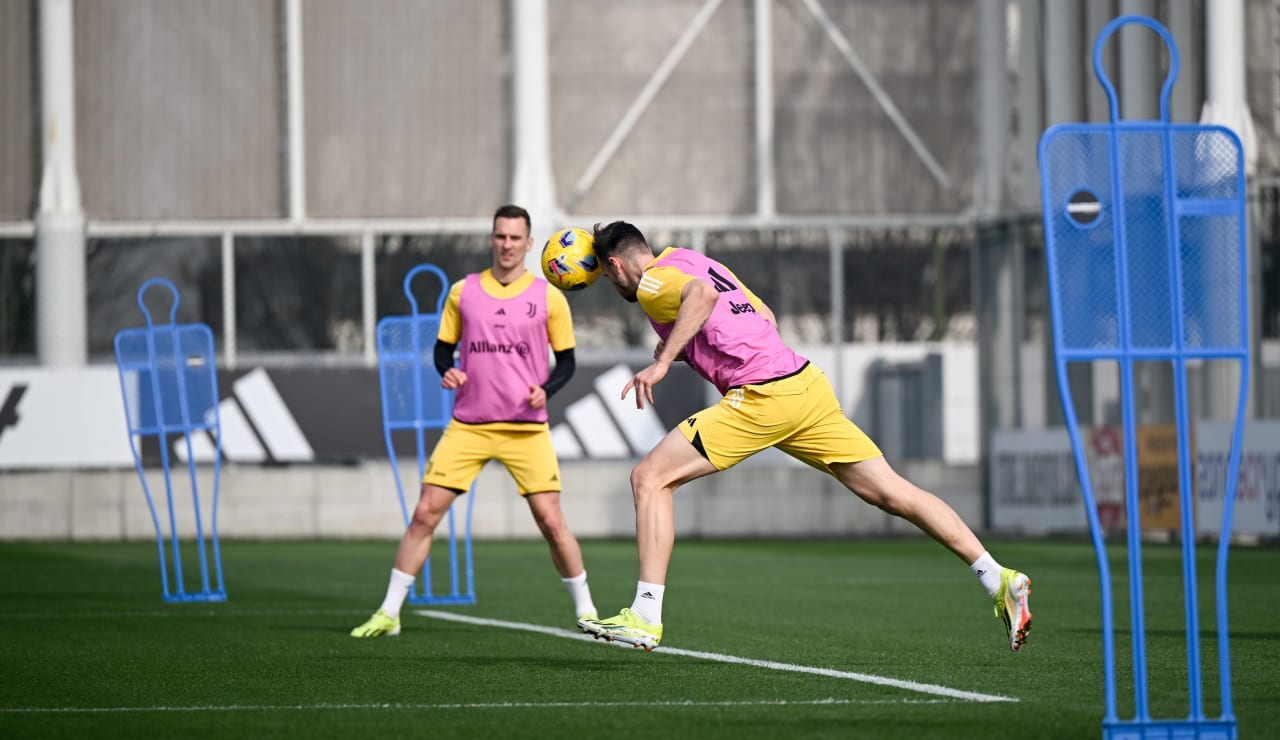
[0,456,980,542]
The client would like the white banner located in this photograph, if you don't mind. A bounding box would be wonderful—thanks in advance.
[989,427,1086,532]
[0,368,134,469]
[992,421,1280,537]
[1196,421,1280,538]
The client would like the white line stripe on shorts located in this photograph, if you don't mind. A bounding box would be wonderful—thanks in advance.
[414,609,1018,703]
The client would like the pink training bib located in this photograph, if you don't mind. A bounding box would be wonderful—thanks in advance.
[453,273,551,424]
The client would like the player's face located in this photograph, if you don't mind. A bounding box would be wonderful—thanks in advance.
[602,255,639,303]
[489,217,532,272]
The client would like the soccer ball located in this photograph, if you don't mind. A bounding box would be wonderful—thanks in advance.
[541,227,602,291]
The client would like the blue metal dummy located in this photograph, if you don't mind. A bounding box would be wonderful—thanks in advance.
[1039,16,1246,740]
[376,264,476,605]
[114,278,226,603]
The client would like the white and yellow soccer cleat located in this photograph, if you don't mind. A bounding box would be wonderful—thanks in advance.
[994,568,1032,652]
[350,608,401,638]
[577,608,663,651]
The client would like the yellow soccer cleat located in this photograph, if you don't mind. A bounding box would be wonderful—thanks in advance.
[350,608,401,638]
[994,568,1032,652]
[577,608,663,651]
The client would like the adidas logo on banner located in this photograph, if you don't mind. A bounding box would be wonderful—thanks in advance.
[549,364,666,460]
[175,368,315,464]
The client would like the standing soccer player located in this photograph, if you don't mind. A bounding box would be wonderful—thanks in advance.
[576,221,1032,652]
[351,205,597,637]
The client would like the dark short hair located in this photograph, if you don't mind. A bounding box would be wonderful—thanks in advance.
[591,221,649,260]
[492,204,531,235]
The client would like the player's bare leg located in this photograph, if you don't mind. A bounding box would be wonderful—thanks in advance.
[832,456,983,562]
[628,430,716,584]
[832,456,1032,651]
[527,491,598,619]
[578,428,715,649]
[525,491,584,577]
[351,483,457,637]
[393,483,459,576]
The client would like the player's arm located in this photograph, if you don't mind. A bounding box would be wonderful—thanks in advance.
[624,277,717,409]
[653,339,686,363]
[657,278,716,365]
[541,348,575,397]
[433,340,457,378]
[437,280,467,389]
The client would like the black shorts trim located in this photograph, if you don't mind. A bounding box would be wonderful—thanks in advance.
[452,417,549,426]
[728,361,810,391]
[689,430,709,461]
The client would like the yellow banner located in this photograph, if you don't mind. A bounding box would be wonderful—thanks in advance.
[1136,425,1193,535]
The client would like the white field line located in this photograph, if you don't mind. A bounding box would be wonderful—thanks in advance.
[0,607,1018,707]
[415,609,1018,704]
[2,698,953,715]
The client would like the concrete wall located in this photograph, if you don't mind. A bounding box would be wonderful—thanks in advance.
[0,456,982,542]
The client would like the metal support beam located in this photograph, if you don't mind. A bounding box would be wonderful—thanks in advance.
[511,0,560,269]
[754,0,775,219]
[1201,0,1260,419]
[827,226,845,405]
[35,0,86,367]
[285,0,306,222]
[222,231,236,368]
[361,231,376,367]
[1015,0,1043,210]
[1085,0,1117,123]
[1044,0,1093,428]
[975,0,1008,216]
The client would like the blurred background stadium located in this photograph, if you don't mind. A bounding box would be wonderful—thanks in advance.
[0,0,1277,542]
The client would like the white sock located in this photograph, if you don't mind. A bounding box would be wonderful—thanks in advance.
[562,571,597,618]
[970,551,1003,596]
[379,568,416,619]
[630,581,665,625]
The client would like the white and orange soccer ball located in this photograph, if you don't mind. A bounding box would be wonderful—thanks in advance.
[540,227,602,291]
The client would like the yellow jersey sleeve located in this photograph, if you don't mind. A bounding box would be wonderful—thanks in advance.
[436,279,466,343]
[636,265,696,324]
[545,283,576,351]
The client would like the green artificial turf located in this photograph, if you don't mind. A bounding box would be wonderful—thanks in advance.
[0,537,1276,739]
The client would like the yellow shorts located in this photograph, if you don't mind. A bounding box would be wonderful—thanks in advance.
[423,420,561,495]
[678,363,882,473]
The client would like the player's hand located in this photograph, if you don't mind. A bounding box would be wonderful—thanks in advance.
[441,367,468,389]
[526,384,547,410]
[621,361,670,410]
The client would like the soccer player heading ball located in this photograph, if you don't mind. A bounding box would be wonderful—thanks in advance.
[575,221,1032,653]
